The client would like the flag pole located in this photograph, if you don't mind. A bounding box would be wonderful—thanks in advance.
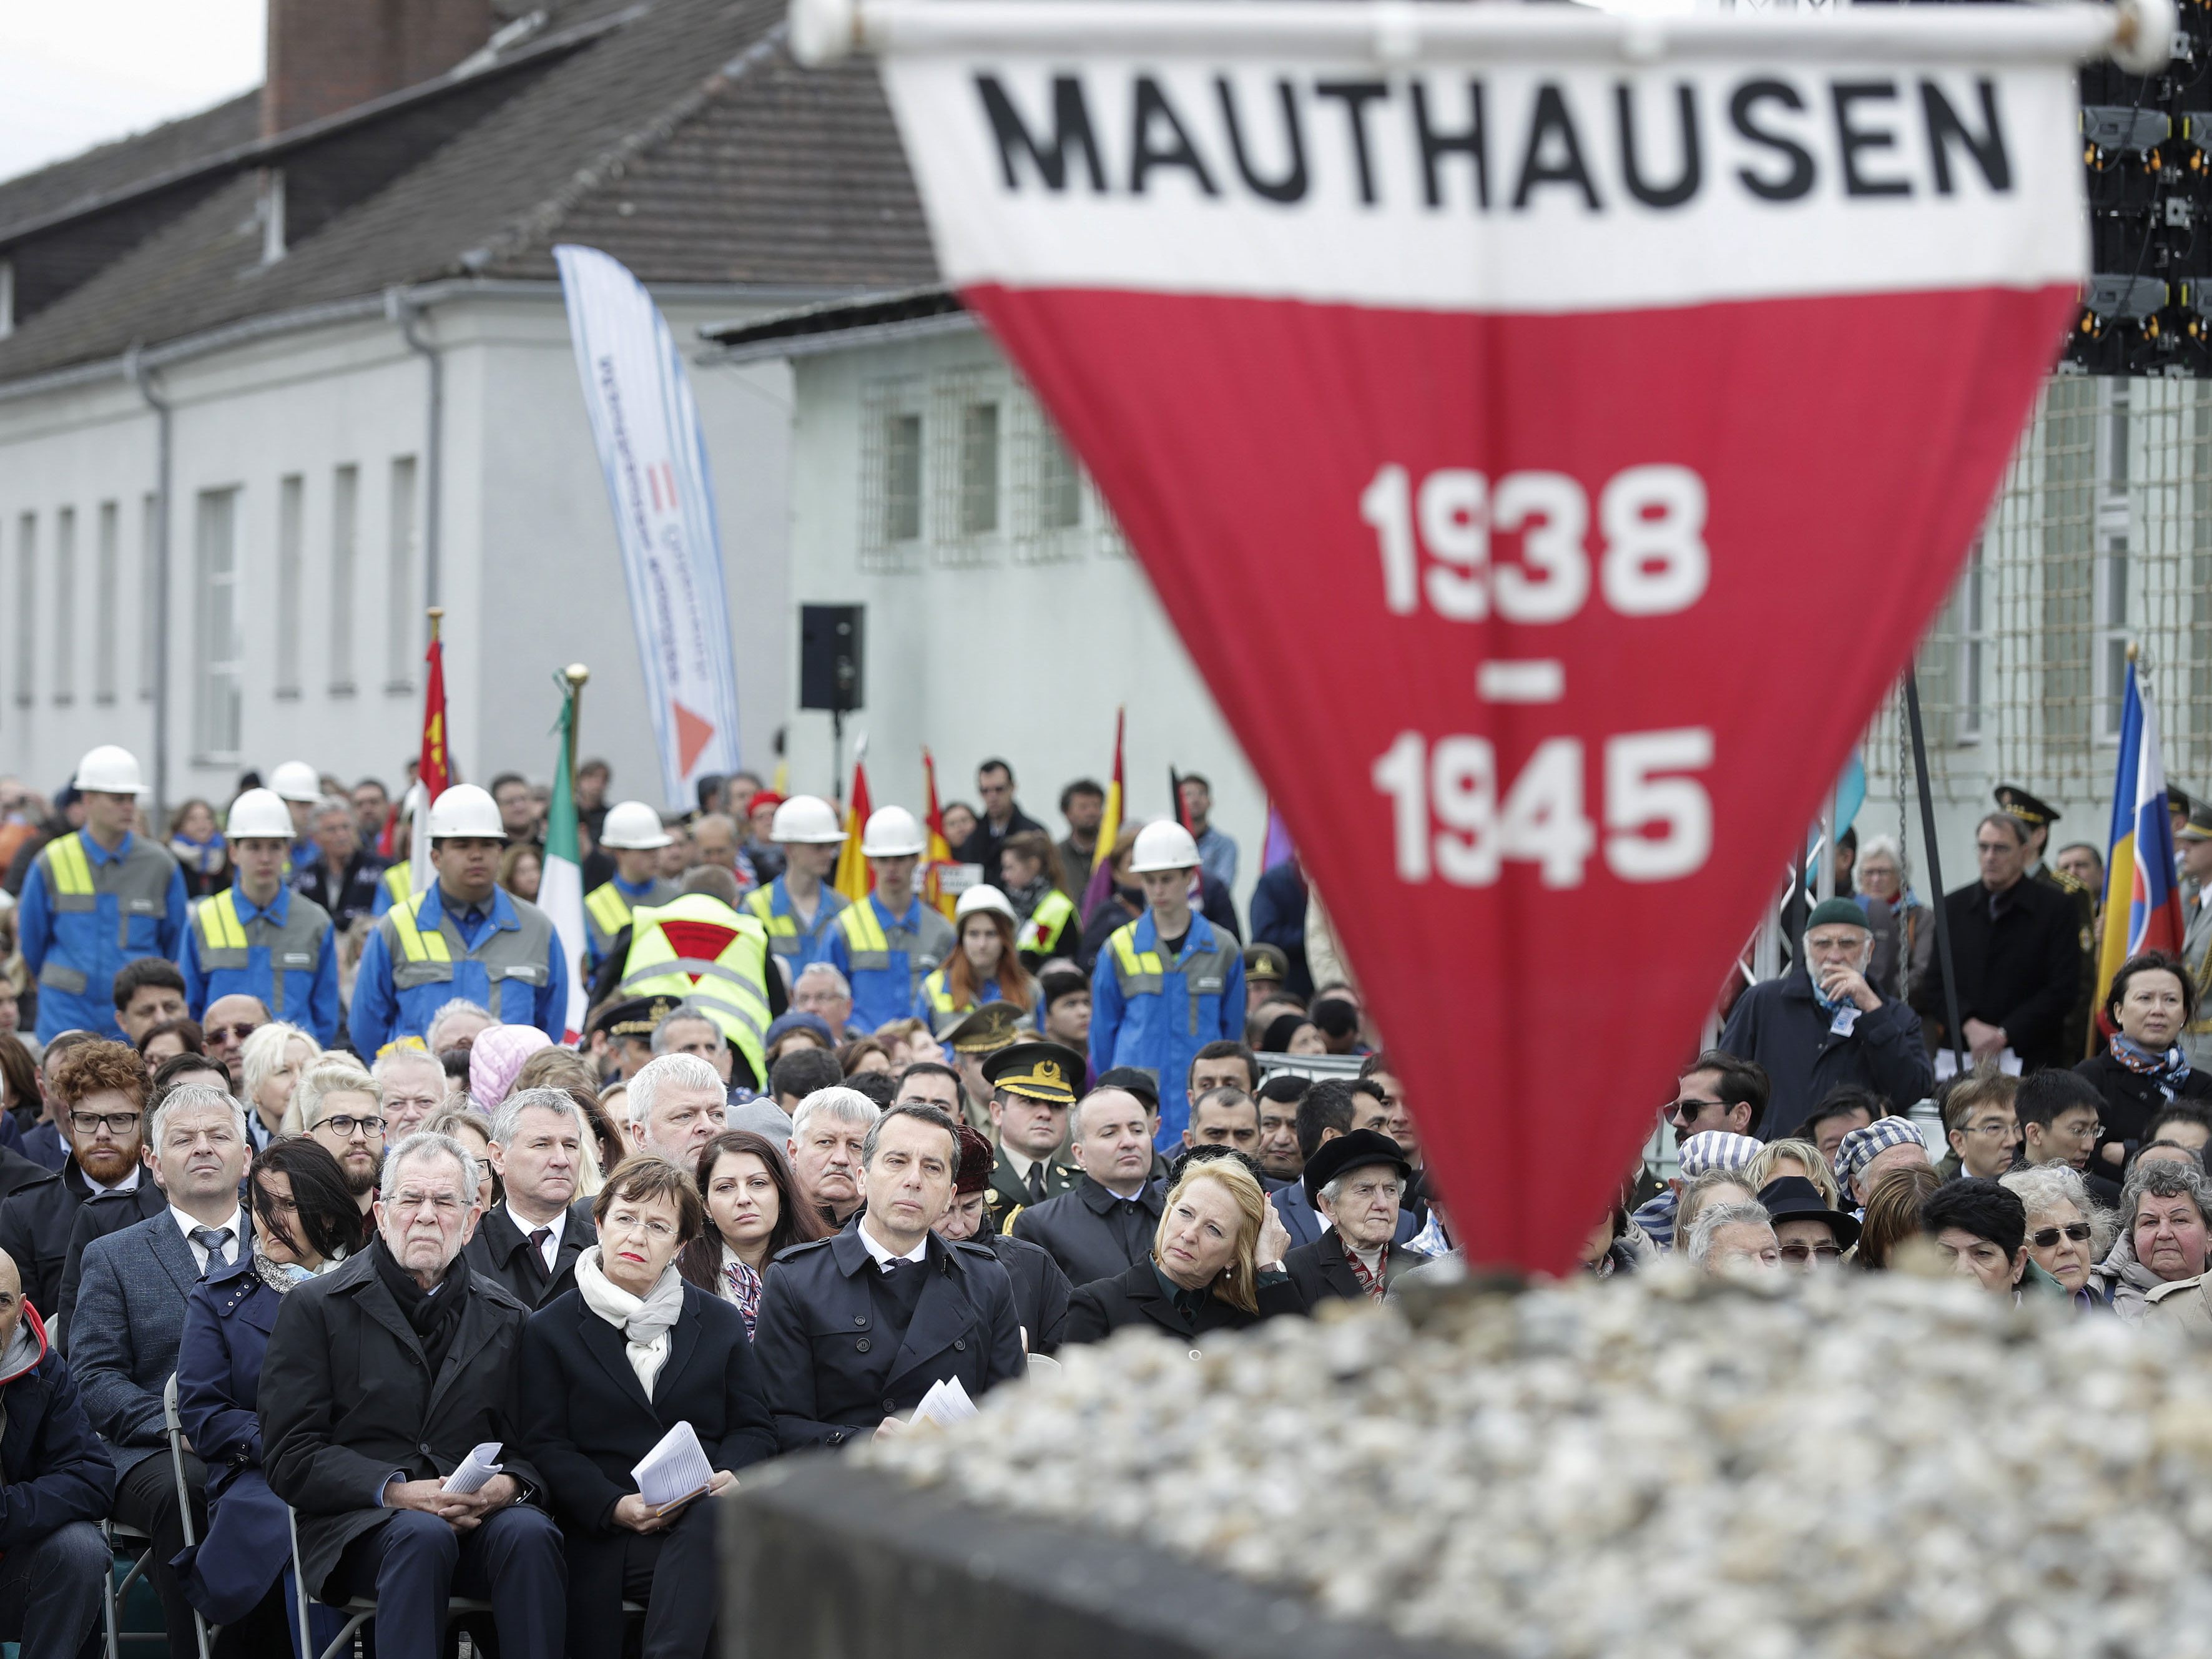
[563,663,590,804]
[1904,669,1968,1076]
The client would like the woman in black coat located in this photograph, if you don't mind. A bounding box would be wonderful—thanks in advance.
[516,1154,779,1659]
[1066,1156,1303,1344]
[2075,952,2212,1173]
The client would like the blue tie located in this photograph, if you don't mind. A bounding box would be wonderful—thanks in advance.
[190,1227,233,1278]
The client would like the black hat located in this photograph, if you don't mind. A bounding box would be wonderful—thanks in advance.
[1994,784,2058,829]
[1302,1128,1412,1211]
[589,995,679,1041]
[981,1040,1085,1106]
[1096,1066,1159,1111]
[1756,1175,1861,1252]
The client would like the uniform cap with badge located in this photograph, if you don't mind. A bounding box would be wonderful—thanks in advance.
[589,995,682,1042]
[1993,784,2059,832]
[2179,799,2212,844]
[981,1040,1085,1106]
[941,1002,1025,1053]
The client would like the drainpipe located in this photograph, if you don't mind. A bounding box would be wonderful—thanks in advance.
[122,346,172,829]
[388,288,443,619]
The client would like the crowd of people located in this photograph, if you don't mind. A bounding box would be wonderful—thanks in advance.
[0,744,2208,1657]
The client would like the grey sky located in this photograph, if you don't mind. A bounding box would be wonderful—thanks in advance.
[0,2,263,182]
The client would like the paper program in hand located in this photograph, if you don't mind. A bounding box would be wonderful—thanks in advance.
[632,1421,714,1511]
[441,1442,504,1495]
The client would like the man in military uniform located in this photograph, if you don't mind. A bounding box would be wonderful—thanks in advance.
[981,1040,1084,1234]
[1997,785,2096,1061]
[940,1003,1023,1132]
[585,995,679,1084]
[752,1103,1025,1448]
[2178,803,2212,1070]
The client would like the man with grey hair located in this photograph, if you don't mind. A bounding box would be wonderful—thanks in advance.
[426,999,496,1060]
[1688,1201,1781,1273]
[791,962,853,1042]
[652,1003,734,1087]
[464,1088,597,1306]
[1282,1128,1417,1305]
[262,1131,562,1659]
[72,1081,253,1655]
[787,1086,880,1228]
[374,1045,450,1143]
[293,795,388,931]
[625,1052,727,1173]
[1912,810,2085,1071]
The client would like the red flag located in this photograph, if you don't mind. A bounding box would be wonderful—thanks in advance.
[420,629,451,800]
[833,749,875,903]
[922,747,958,917]
[857,19,2092,1273]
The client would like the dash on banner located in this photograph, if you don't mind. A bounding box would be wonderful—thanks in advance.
[1477,661,1564,704]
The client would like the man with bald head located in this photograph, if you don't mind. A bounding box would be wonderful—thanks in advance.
[0,1246,115,1657]
[1011,1088,1166,1287]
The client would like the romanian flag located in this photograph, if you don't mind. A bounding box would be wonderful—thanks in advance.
[2096,659,2188,1020]
[922,747,956,917]
[833,742,875,903]
[1081,708,1126,918]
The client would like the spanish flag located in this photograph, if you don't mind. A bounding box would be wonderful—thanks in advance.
[2096,657,2187,1021]
[922,747,956,917]
[833,741,874,903]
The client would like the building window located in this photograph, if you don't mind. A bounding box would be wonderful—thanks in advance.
[94,501,117,704]
[12,513,33,708]
[958,402,1000,536]
[52,507,75,706]
[930,368,1006,566]
[194,488,242,759]
[276,474,303,697]
[885,415,922,543]
[138,493,157,701]
[330,463,357,694]
[386,456,417,692]
[1038,430,1082,532]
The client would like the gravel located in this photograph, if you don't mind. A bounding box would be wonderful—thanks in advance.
[863,1262,2212,1658]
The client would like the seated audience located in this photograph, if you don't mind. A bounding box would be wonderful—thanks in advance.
[466,1087,599,1307]
[2000,1164,2107,1311]
[1757,1175,1858,1271]
[238,1020,320,1150]
[21,1040,165,1346]
[2091,1159,2212,1320]
[1855,1165,1944,1270]
[1686,1202,1779,1273]
[2076,950,2212,1178]
[626,1053,732,1174]
[1834,1116,1933,1211]
[785,1086,879,1229]
[1937,1068,2022,1183]
[676,1130,827,1337]
[261,1131,563,1659]
[937,1125,1071,1354]
[1746,1139,1845,1210]
[1065,1156,1302,1344]
[1282,1130,1419,1305]
[375,1046,451,1145]
[1011,1087,1163,1289]
[1921,1178,2030,1296]
[2017,1069,2121,1207]
[517,1154,779,1659]
[1253,1073,1309,1185]
[293,1060,384,1215]
[1631,1128,1760,1250]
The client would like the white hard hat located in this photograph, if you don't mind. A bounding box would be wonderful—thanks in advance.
[599,799,672,850]
[425,784,504,841]
[268,761,323,804]
[860,805,926,859]
[955,884,1016,925]
[771,795,845,845]
[72,746,147,797]
[1129,820,1201,874]
[225,788,295,842]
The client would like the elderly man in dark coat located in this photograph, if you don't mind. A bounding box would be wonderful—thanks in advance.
[1281,1131,1424,1306]
[1722,897,1935,1137]
[260,1130,563,1659]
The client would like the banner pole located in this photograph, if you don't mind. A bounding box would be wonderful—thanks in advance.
[1905,669,1969,1077]
[564,664,590,806]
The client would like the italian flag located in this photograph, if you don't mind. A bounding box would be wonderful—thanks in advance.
[542,686,588,1043]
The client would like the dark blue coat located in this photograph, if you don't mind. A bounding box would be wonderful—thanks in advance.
[173,1252,292,1622]
[0,1306,116,1550]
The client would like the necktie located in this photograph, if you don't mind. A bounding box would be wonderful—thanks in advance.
[190,1226,233,1278]
[528,1226,554,1277]
[1026,1163,1047,1203]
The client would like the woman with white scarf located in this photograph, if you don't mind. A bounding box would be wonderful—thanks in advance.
[516,1154,778,1659]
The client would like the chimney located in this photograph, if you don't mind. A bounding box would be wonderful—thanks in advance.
[262,0,499,137]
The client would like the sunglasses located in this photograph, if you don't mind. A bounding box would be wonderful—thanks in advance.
[205,1023,260,1046]
[2030,1222,2093,1249]
[1777,1242,1842,1263]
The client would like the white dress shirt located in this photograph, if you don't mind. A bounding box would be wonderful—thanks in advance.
[504,1203,566,1274]
[857,1219,929,1273]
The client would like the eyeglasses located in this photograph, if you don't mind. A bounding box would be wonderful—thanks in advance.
[1965,1119,2017,1137]
[69,1111,141,1135]
[204,1023,260,1046]
[1777,1242,1842,1263]
[1667,1098,1726,1121]
[2030,1222,2094,1249]
[317,1114,386,1139]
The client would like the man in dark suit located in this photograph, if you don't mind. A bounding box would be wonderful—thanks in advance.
[71,1082,251,1659]
[1912,810,2084,1071]
[1281,1131,1423,1307]
[260,1130,563,1659]
[753,1105,1026,1449]
[466,1088,597,1307]
[1012,1085,1165,1287]
[981,1042,1084,1234]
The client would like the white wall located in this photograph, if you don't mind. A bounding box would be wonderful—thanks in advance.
[765,326,1270,908]
[0,287,792,817]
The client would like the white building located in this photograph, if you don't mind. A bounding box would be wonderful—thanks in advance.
[0,0,935,819]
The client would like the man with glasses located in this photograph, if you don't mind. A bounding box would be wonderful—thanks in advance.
[1911,810,2083,1071]
[956,759,1046,890]
[0,1040,161,1326]
[1719,898,1933,1138]
[2017,1069,2121,1206]
[1757,1174,1859,1271]
[262,1132,563,1659]
[298,1065,388,1214]
[72,1082,254,1657]
[199,993,270,1093]
[1938,1069,2022,1183]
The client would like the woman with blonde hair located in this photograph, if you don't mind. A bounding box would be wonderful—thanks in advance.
[238,1020,322,1146]
[1065,1153,1301,1341]
[1856,1164,1944,1269]
[1747,1138,1844,1211]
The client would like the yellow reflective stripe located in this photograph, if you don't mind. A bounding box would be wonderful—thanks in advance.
[840,901,888,953]
[196,890,248,952]
[389,893,453,965]
[742,888,771,920]
[585,884,632,934]
[1109,927,1163,977]
[382,864,411,901]
[923,970,958,1013]
[44,835,92,897]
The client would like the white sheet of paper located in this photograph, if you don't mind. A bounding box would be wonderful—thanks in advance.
[910,1377,978,1430]
[1934,1046,2022,1080]
[631,1421,714,1510]
[441,1442,504,1495]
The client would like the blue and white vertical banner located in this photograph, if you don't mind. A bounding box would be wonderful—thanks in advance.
[556,244,744,807]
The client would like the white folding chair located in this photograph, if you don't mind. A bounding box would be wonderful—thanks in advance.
[163,1374,214,1659]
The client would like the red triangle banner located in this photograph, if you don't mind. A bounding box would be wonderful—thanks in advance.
[862,18,2096,1273]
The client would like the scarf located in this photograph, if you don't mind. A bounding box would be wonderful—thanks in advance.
[169,833,227,877]
[1344,1241,1389,1302]
[251,1243,346,1296]
[576,1246,686,1397]
[1005,872,1053,923]
[719,1243,763,1338]
[370,1235,473,1374]
[2111,1034,2192,1095]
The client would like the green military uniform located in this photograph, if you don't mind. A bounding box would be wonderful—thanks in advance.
[980,1040,1084,1236]
[1998,785,2095,1061]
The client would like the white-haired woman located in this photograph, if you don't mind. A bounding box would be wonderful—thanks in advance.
[1855,835,1932,1003]
[2090,1158,2212,1319]
[238,1020,321,1149]
[2000,1163,2109,1310]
